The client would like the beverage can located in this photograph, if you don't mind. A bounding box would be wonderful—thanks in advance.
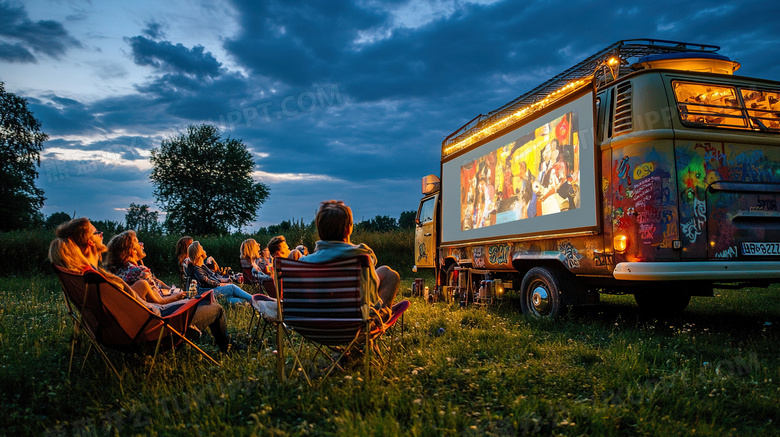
[188,280,197,298]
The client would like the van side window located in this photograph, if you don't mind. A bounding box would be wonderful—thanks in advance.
[595,96,603,141]
[741,88,780,131]
[607,90,614,138]
[418,196,436,224]
[673,81,780,132]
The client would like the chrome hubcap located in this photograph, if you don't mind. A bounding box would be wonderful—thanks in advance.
[531,285,550,314]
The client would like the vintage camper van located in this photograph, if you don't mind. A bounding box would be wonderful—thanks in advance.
[414,39,780,318]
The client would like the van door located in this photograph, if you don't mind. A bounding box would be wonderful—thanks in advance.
[415,194,438,268]
[668,77,780,260]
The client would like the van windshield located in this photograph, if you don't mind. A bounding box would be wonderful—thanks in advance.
[673,81,780,132]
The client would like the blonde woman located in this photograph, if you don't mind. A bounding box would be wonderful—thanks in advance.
[240,238,271,282]
[188,241,253,304]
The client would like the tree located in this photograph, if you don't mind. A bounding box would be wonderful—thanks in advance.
[150,124,270,235]
[399,210,416,229]
[0,82,48,231]
[91,219,124,236]
[44,211,72,229]
[125,203,162,234]
[356,215,397,232]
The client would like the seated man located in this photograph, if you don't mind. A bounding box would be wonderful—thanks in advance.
[50,217,238,353]
[300,200,400,313]
[267,235,304,261]
[103,230,184,303]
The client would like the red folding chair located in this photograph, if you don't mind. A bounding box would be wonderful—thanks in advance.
[273,255,409,386]
[54,265,220,393]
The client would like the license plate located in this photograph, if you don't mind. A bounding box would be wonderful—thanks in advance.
[741,242,780,256]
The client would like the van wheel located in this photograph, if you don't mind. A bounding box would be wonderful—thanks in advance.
[520,267,567,319]
[634,287,690,317]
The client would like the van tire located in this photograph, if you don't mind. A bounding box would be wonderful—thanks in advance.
[520,267,567,319]
[633,287,691,317]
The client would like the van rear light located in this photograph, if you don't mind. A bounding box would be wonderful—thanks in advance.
[614,234,629,253]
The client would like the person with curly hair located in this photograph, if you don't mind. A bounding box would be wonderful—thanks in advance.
[104,230,184,304]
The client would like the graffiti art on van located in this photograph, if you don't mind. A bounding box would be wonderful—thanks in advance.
[681,197,706,243]
[558,240,582,269]
[472,246,486,268]
[488,243,512,266]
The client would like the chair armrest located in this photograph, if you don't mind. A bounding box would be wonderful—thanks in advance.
[166,290,214,318]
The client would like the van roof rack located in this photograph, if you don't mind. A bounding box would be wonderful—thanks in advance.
[443,39,722,150]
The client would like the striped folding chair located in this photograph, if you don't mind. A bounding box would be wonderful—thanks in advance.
[273,255,409,386]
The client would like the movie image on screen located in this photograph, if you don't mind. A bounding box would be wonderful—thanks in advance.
[459,112,580,231]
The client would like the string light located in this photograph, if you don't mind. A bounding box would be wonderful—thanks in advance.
[442,77,592,157]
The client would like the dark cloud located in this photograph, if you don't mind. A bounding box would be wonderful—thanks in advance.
[27,95,100,135]
[223,0,388,87]
[0,41,34,62]
[142,21,166,40]
[120,33,253,121]
[125,35,222,79]
[221,0,780,107]
[0,1,82,62]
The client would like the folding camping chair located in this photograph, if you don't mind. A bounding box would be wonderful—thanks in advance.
[272,255,409,386]
[54,265,220,394]
[242,266,260,293]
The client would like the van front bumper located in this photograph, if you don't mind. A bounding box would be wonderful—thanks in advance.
[613,261,780,281]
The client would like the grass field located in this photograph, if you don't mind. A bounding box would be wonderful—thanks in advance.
[1,274,779,436]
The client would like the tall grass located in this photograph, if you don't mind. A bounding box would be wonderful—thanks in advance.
[0,228,414,280]
[1,275,778,436]
[0,229,55,276]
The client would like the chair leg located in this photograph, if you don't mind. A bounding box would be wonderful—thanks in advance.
[168,326,221,367]
[247,310,257,337]
[319,334,361,385]
[68,329,78,378]
[80,343,93,371]
[290,337,311,385]
[246,311,258,353]
[258,321,270,348]
[276,323,285,382]
[147,327,166,380]
[365,324,371,381]
[247,312,273,354]
[84,338,124,395]
[276,326,312,386]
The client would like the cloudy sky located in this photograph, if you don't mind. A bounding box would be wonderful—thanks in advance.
[2,0,779,230]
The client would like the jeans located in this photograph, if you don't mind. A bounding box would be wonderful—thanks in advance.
[199,283,252,304]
